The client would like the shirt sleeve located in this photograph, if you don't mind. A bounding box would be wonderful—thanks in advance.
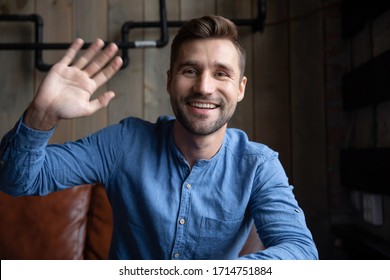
[0,115,125,196]
[239,152,319,260]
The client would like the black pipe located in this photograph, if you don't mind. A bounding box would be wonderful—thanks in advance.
[0,0,266,71]
[120,0,169,68]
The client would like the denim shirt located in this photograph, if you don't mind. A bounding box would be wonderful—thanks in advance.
[0,116,318,260]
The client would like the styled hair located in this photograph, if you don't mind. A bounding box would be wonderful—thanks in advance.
[170,15,246,78]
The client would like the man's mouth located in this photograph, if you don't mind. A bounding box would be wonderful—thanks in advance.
[189,102,218,109]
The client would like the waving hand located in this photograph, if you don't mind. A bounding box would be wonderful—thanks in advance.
[24,38,123,130]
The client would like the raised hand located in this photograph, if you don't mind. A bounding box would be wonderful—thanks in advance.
[24,38,123,130]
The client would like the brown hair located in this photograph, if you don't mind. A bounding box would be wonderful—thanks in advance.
[170,15,246,78]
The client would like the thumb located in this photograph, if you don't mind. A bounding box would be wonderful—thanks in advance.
[89,91,116,114]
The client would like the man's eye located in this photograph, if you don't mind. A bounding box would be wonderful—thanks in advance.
[216,71,228,77]
[183,68,196,74]
[183,68,196,75]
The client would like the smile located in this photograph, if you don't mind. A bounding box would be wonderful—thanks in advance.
[189,102,217,109]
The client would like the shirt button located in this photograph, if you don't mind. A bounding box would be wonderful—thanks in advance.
[179,218,186,225]
[173,252,180,258]
[186,183,191,189]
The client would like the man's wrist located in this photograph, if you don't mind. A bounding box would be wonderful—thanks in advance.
[23,106,58,131]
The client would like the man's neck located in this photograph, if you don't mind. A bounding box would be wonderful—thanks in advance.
[173,121,226,168]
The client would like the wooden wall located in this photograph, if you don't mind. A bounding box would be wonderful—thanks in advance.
[254,0,330,257]
[1,0,331,258]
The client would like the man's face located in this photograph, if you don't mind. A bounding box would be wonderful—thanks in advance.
[167,38,247,136]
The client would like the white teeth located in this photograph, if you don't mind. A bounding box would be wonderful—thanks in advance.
[190,102,217,109]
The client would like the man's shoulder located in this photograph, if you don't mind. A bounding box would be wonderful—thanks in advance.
[225,128,277,160]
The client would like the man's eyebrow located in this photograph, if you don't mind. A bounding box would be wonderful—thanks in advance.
[177,60,198,69]
[176,60,236,74]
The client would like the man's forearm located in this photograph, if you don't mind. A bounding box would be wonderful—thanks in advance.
[0,117,54,196]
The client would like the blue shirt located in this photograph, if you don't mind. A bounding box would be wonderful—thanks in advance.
[0,116,318,260]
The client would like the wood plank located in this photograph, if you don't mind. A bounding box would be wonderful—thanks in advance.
[35,0,73,143]
[290,0,321,19]
[252,0,291,176]
[216,0,254,139]
[72,0,108,139]
[180,0,215,20]
[107,0,144,124]
[143,0,178,122]
[289,0,330,257]
[0,0,34,137]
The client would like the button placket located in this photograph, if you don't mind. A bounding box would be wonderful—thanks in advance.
[170,164,204,259]
[169,181,192,259]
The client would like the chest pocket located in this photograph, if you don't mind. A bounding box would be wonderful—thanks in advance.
[195,216,244,259]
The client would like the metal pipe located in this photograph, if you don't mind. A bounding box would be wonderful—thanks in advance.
[0,0,266,71]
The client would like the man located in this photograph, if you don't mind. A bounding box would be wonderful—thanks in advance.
[0,15,318,259]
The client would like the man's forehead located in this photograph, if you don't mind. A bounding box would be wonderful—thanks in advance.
[175,39,240,69]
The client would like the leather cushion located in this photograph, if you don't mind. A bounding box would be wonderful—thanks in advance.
[0,185,92,259]
[84,184,113,259]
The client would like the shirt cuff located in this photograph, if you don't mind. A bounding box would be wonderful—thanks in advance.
[13,115,54,150]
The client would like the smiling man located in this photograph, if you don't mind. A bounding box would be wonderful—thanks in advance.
[0,15,318,260]
[167,37,246,167]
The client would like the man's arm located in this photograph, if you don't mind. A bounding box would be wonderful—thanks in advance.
[240,154,319,260]
[0,38,123,195]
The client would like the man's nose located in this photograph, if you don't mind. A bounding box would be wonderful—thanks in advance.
[194,73,215,95]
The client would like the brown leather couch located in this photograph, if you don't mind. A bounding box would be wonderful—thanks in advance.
[0,184,263,259]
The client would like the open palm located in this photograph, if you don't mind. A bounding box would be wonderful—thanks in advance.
[25,38,122,130]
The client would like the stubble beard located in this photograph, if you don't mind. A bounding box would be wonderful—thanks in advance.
[170,95,236,136]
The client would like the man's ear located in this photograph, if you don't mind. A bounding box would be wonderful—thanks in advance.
[237,76,247,102]
[166,70,172,94]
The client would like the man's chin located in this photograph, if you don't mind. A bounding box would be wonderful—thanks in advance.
[183,120,226,136]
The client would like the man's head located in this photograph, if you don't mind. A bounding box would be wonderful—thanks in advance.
[167,15,247,137]
[170,15,246,80]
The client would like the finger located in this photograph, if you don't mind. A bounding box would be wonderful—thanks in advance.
[73,38,105,69]
[58,38,84,66]
[84,42,119,78]
[88,91,116,115]
[92,56,123,88]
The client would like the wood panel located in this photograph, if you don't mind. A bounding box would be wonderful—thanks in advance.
[289,0,329,256]
[107,0,144,124]
[253,0,291,176]
[35,0,73,143]
[180,0,215,20]
[0,0,34,137]
[72,0,108,139]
